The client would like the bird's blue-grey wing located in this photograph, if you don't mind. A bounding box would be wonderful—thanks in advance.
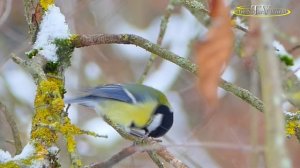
[65,84,135,104]
[88,84,135,103]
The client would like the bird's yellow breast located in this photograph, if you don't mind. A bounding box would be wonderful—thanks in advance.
[96,101,158,128]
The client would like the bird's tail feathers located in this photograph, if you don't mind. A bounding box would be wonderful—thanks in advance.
[64,96,98,108]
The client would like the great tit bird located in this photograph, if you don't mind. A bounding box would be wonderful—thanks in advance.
[65,84,173,138]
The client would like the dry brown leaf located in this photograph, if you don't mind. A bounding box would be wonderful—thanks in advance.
[196,0,234,107]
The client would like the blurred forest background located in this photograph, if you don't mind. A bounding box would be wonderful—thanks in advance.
[1,0,300,167]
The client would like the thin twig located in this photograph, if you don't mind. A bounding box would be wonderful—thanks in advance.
[0,102,22,155]
[180,0,209,14]
[86,144,137,168]
[288,45,300,53]
[138,0,177,84]
[157,147,189,168]
[235,24,248,33]
[61,114,82,168]
[179,0,209,22]
[220,79,264,112]
[147,150,165,168]
[180,0,248,33]
[0,0,12,27]
[79,130,108,138]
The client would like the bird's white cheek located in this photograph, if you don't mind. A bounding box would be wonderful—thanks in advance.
[147,114,163,133]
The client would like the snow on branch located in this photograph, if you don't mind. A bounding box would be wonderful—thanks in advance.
[32,5,71,62]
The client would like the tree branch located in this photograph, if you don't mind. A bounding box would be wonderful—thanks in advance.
[86,144,137,168]
[103,116,188,167]
[220,79,264,112]
[23,0,39,42]
[256,16,291,167]
[147,150,164,168]
[157,147,189,168]
[179,0,209,22]
[138,0,178,83]
[0,102,22,155]
[74,34,196,74]
[73,33,264,113]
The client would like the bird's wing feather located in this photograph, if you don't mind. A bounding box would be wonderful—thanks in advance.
[89,84,135,103]
[65,84,135,104]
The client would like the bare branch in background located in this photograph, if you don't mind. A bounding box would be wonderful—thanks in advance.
[147,150,165,168]
[157,147,189,168]
[0,102,22,155]
[288,45,300,53]
[86,145,137,168]
[220,79,264,112]
[138,0,178,84]
[180,0,209,22]
[256,17,292,168]
[86,143,189,168]
[0,0,12,27]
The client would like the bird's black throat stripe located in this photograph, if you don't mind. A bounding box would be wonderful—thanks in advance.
[148,105,173,138]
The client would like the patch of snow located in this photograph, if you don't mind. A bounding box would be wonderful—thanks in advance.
[284,111,297,117]
[0,150,12,163]
[273,40,290,56]
[48,146,59,154]
[29,160,49,168]
[290,58,300,78]
[33,5,71,62]
[13,143,35,160]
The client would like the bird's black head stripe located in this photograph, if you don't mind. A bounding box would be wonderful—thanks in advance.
[148,105,173,137]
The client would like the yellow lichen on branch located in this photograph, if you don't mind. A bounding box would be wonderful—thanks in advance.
[59,117,81,153]
[285,112,300,137]
[0,161,20,168]
[61,117,82,167]
[30,76,84,167]
[286,121,298,135]
[40,0,55,10]
[28,75,101,166]
[31,78,64,158]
